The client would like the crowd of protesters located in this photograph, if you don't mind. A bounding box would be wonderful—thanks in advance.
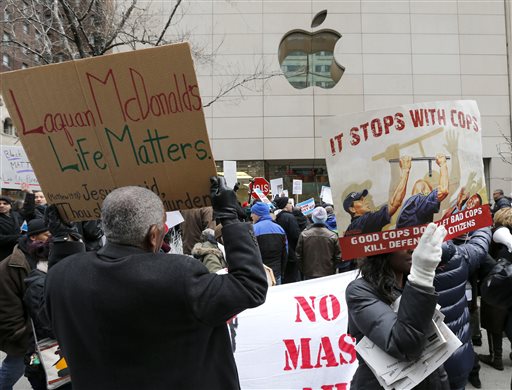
[1,181,512,389]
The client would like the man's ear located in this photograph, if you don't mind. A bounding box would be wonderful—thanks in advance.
[143,225,160,253]
[349,206,356,215]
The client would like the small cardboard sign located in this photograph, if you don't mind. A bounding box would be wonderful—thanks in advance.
[0,43,216,221]
[321,186,333,205]
[292,179,302,195]
[296,198,315,215]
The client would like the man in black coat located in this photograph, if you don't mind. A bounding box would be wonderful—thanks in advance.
[274,196,301,283]
[491,189,511,216]
[0,183,36,262]
[45,178,268,390]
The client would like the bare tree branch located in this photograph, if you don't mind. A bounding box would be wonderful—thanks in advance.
[155,0,182,47]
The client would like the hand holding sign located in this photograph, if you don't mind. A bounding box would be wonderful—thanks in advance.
[210,176,245,225]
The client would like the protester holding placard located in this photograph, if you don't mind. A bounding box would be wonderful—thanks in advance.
[346,223,449,389]
[45,178,268,390]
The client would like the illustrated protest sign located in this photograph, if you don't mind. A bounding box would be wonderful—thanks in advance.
[0,146,40,190]
[0,43,216,221]
[270,178,284,198]
[235,272,358,389]
[321,100,492,260]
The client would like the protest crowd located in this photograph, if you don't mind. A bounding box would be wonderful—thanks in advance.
[0,37,510,390]
[0,172,511,389]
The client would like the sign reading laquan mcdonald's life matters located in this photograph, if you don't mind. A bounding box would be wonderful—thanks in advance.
[321,101,492,260]
[0,43,216,221]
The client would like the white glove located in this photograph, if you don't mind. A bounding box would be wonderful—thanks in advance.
[408,223,447,288]
[493,227,512,253]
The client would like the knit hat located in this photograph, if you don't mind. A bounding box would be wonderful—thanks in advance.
[274,196,289,210]
[27,219,49,236]
[0,195,13,204]
[251,202,270,217]
[312,207,328,224]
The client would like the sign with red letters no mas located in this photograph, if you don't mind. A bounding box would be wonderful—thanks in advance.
[250,177,270,198]
[0,43,216,221]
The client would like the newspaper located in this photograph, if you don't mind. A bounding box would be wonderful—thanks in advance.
[355,302,462,389]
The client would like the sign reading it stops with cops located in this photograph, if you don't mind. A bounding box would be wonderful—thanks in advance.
[249,177,270,198]
[0,43,216,222]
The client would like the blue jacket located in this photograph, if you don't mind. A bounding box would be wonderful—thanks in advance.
[434,227,491,389]
[253,215,288,278]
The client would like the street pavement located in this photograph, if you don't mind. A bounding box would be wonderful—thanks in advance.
[2,328,511,389]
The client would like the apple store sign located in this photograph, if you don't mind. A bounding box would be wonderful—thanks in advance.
[278,11,345,90]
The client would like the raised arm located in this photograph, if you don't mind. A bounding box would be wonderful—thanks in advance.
[436,153,449,202]
[388,155,412,216]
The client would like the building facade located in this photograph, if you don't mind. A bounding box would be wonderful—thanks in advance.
[146,0,512,201]
[2,0,512,202]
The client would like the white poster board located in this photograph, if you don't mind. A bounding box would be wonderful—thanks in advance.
[235,272,359,389]
[223,161,238,189]
[270,178,284,198]
[0,146,40,190]
[292,179,303,195]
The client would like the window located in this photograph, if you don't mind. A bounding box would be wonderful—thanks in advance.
[3,118,14,136]
[22,63,28,69]
[278,31,344,90]
[23,43,29,55]
[2,54,11,68]
[4,10,11,22]
[23,22,29,34]
[2,32,10,42]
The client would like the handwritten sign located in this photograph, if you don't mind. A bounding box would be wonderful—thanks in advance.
[321,100,492,259]
[235,272,358,389]
[0,146,40,190]
[0,43,216,221]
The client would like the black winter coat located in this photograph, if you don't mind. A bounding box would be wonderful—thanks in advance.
[45,222,268,390]
[0,193,35,261]
[434,228,491,389]
[275,210,300,263]
[346,278,447,389]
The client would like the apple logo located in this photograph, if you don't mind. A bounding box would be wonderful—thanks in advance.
[278,10,345,89]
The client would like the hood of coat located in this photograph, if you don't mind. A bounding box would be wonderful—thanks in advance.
[191,241,223,259]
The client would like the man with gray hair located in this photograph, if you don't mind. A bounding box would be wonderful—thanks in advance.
[45,178,268,390]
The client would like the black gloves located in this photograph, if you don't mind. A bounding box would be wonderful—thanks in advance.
[44,205,82,241]
[210,176,245,225]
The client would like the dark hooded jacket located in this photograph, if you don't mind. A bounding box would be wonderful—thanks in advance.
[433,227,491,389]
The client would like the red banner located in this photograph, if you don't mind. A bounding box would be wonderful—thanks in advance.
[340,205,492,260]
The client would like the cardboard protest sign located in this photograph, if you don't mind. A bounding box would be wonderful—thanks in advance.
[296,198,315,215]
[0,146,40,190]
[321,186,333,205]
[321,100,492,260]
[0,43,216,221]
[235,272,358,389]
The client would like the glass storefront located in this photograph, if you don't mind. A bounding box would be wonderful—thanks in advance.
[215,159,330,205]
